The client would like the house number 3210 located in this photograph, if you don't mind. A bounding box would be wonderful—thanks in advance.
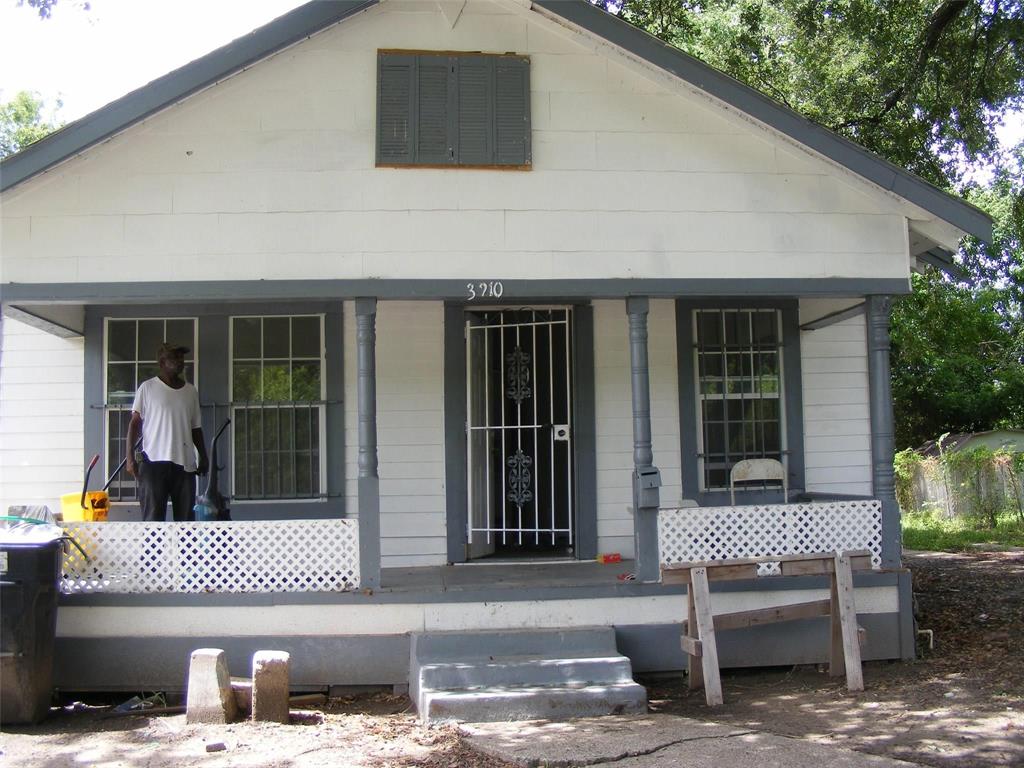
[466,281,504,300]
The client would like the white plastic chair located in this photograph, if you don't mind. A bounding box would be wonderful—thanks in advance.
[729,458,787,505]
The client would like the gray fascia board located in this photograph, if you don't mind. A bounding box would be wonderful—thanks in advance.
[0,0,378,193]
[919,248,968,281]
[532,0,992,243]
[0,277,912,304]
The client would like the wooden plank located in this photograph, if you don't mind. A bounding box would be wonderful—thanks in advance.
[829,565,845,677]
[834,552,865,691]
[780,552,873,577]
[686,583,703,691]
[663,563,759,584]
[691,567,723,706]
[713,599,831,632]
[680,634,703,658]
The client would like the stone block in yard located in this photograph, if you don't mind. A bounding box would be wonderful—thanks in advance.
[186,648,239,724]
[252,650,290,723]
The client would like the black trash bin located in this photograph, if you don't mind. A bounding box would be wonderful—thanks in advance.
[0,536,62,725]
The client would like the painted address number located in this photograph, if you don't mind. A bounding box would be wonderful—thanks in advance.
[466,281,504,300]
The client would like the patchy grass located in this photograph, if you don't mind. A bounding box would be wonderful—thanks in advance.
[902,508,1024,551]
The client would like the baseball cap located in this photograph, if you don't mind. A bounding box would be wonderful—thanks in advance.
[157,341,190,359]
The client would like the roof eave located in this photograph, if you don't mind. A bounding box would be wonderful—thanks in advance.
[0,0,378,193]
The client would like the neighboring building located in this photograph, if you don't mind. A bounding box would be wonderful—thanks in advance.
[918,430,1024,459]
[0,0,989,695]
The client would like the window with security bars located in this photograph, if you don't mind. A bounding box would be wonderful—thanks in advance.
[694,309,785,491]
[104,318,198,501]
[377,51,531,167]
[231,315,324,500]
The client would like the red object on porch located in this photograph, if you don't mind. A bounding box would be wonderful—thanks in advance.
[596,553,622,564]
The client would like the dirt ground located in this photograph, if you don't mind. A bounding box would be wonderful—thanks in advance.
[1,549,1020,767]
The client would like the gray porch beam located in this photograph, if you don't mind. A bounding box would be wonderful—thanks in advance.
[866,296,900,567]
[355,298,381,590]
[0,277,912,304]
[626,297,661,583]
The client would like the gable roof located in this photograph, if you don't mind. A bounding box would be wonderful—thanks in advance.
[0,0,992,243]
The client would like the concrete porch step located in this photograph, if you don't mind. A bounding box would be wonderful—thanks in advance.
[422,681,648,723]
[418,654,636,690]
[410,627,647,723]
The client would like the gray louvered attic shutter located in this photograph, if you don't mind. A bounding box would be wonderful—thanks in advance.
[495,57,530,166]
[456,56,493,165]
[377,53,415,164]
[416,55,453,164]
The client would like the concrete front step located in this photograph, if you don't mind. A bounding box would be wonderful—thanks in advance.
[410,627,647,723]
[422,682,648,723]
[419,655,636,691]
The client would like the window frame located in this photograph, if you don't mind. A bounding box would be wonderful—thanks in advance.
[85,303,344,520]
[228,313,328,502]
[675,299,805,506]
[375,49,532,169]
[692,308,787,493]
[102,316,199,502]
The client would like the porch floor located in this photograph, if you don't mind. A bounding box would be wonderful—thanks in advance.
[379,559,640,594]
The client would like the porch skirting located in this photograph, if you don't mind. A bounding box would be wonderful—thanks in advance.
[53,570,912,691]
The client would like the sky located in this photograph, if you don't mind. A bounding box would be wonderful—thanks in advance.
[1,0,1022,152]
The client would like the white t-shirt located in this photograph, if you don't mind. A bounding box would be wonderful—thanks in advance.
[132,378,202,471]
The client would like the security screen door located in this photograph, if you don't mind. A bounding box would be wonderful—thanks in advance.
[466,308,575,559]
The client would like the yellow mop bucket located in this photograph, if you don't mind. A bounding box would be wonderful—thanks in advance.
[61,455,109,522]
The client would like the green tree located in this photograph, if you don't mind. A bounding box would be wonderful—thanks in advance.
[891,270,1024,448]
[0,91,62,157]
[16,0,89,19]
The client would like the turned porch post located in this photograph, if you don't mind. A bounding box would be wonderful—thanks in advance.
[355,297,381,589]
[866,295,900,568]
[627,297,662,582]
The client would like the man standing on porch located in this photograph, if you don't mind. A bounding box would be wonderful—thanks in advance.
[125,342,209,521]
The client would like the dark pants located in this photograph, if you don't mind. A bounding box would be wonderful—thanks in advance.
[138,461,196,522]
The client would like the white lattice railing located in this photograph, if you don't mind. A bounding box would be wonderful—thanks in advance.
[61,519,360,594]
[658,500,882,575]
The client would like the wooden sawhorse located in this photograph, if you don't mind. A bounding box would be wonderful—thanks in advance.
[662,550,872,706]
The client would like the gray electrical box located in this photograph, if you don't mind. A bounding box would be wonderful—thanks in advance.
[633,467,662,509]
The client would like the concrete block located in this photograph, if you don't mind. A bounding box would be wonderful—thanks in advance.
[185,648,239,724]
[231,676,253,714]
[252,650,290,724]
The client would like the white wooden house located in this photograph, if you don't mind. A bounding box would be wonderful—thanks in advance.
[0,0,989,699]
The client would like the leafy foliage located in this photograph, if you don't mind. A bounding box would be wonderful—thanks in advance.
[891,270,1024,447]
[16,0,90,19]
[0,90,62,157]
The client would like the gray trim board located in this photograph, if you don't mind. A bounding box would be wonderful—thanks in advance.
[800,302,865,331]
[533,0,991,242]
[572,305,598,560]
[0,278,912,304]
[2,305,82,338]
[0,0,379,192]
[675,299,805,505]
[919,248,968,281]
[443,304,469,563]
[57,567,904,608]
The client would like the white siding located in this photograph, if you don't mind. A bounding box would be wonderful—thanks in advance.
[345,301,447,568]
[594,300,681,557]
[0,317,85,513]
[2,0,910,287]
[799,299,872,496]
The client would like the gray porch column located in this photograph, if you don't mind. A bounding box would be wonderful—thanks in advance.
[626,297,662,582]
[866,295,899,567]
[355,298,381,589]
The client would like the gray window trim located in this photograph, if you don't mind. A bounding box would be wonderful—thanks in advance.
[84,301,345,520]
[675,298,805,505]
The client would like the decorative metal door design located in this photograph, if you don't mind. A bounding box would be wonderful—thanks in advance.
[466,308,574,557]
